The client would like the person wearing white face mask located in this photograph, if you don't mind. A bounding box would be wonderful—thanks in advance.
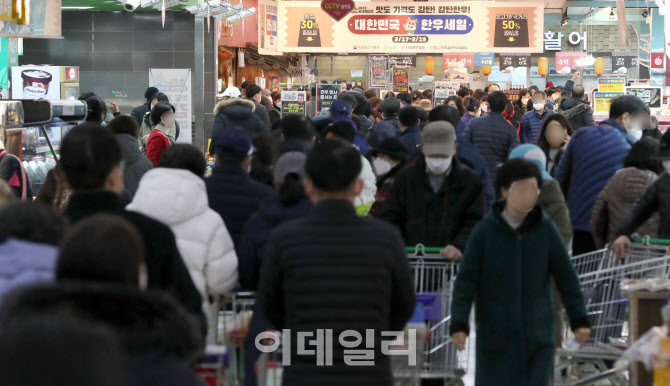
[520,91,556,144]
[146,102,175,167]
[451,158,590,386]
[379,121,485,260]
[614,130,670,259]
[513,89,531,124]
[368,138,410,217]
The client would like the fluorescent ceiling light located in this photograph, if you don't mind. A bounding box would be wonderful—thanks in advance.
[61,6,95,9]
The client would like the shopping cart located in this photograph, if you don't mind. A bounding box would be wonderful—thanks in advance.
[213,292,255,386]
[403,244,469,386]
[556,237,670,386]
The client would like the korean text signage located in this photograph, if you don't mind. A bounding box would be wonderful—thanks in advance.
[278,1,544,53]
[316,84,341,114]
[612,53,639,70]
[369,57,387,88]
[258,0,279,55]
[625,87,662,109]
[594,92,622,114]
[392,66,409,92]
[281,90,307,117]
[321,0,354,21]
[433,88,456,105]
[499,54,530,68]
[598,78,625,92]
[543,30,587,51]
[149,69,193,144]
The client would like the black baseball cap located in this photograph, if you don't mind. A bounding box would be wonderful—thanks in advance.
[370,137,410,161]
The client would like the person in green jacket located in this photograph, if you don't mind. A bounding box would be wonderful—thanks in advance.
[450,158,590,386]
[138,93,180,149]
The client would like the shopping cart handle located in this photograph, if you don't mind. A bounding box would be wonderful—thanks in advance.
[631,236,670,246]
[405,244,444,255]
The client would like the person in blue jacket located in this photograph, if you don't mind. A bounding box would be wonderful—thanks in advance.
[238,151,312,386]
[429,105,497,208]
[520,91,556,144]
[599,95,650,146]
[397,105,423,159]
[555,95,635,255]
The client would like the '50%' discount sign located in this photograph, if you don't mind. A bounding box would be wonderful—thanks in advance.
[321,0,354,21]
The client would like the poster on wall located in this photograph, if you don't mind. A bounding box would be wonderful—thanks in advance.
[11,65,61,100]
[593,92,622,114]
[625,87,662,109]
[392,66,409,92]
[0,0,62,38]
[369,57,387,88]
[149,69,193,144]
[270,76,280,92]
[316,84,341,114]
[281,90,307,117]
[278,1,544,53]
[258,0,279,55]
[433,88,457,105]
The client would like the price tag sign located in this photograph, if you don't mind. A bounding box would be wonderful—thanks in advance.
[598,78,625,93]
[298,14,321,47]
[281,90,307,117]
[392,66,409,92]
[492,12,530,48]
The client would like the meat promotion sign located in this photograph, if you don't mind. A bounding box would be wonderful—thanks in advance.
[278,1,544,53]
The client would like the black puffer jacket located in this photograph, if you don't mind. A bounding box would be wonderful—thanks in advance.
[0,282,204,386]
[617,172,670,239]
[557,98,595,130]
[257,199,415,386]
[210,99,269,154]
[462,111,519,180]
[378,156,485,250]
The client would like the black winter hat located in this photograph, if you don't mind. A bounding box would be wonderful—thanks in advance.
[144,87,159,100]
[653,129,670,160]
[370,138,410,161]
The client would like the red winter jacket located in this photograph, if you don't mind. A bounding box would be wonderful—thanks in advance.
[146,129,170,167]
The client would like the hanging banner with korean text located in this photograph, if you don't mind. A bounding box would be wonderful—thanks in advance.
[555,52,588,71]
[392,66,409,92]
[278,1,544,53]
[281,90,307,117]
[316,83,341,113]
[149,69,192,144]
[500,54,531,68]
[443,53,474,67]
[388,55,416,67]
[474,53,495,66]
[612,52,639,71]
[369,57,387,88]
[258,0,279,55]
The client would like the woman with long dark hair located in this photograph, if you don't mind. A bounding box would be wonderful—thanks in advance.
[537,114,574,177]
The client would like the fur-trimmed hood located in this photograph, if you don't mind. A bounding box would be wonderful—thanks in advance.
[559,101,591,119]
[0,282,204,364]
[213,98,256,115]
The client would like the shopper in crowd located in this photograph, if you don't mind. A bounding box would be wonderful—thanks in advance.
[324,121,377,215]
[245,84,272,129]
[513,89,531,124]
[35,163,71,213]
[545,86,557,111]
[446,95,466,118]
[520,91,556,144]
[384,91,396,99]
[556,97,632,255]
[613,131,670,257]
[260,88,273,112]
[538,115,574,178]
[60,124,205,332]
[592,137,661,249]
[139,93,181,146]
[128,144,238,339]
[329,100,370,154]
[463,91,519,181]
[368,138,410,217]
[206,126,277,249]
[0,180,12,207]
[249,133,276,187]
[210,90,269,155]
[108,115,153,195]
[368,96,382,112]
[377,97,402,132]
[364,89,377,99]
[145,102,175,167]
[379,122,485,259]
[351,92,374,134]
[238,151,312,386]
[644,116,662,140]
[608,95,650,146]
[395,92,413,107]
[411,90,423,104]
[0,140,32,200]
[429,105,496,208]
[366,120,396,150]
[277,114,316,156]
[557,85,595,132]
[131,86,158,125]
[472,89,484,100]
[258,139,415,386]
[397,105,422,159]
[461,97,481,129]
[418,99,432,114]
[487,83,500,93]
[458,87,472,103]
[240,80,252,97]
[0,309,131,386]
[0,202,65,299]
[84,96,108,124]
[269,91,281,125]
[45,214,202,386]
[528,85,540,95]
[451,158,589,386]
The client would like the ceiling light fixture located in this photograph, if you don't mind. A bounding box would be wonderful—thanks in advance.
[609,9,615,19]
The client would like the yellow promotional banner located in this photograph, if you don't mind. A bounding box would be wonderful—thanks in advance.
[598,78,625,92]
[278,1,544,53]
[594,92,623,114]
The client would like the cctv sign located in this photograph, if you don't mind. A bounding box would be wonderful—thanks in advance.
[321,0,355,21]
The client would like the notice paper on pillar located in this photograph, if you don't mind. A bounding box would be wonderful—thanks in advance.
[369,57,387,88]
[149,69,192,144]
[258,0,279,55]
[281,90,307,117]
[594,92,622,114]
[316,83,341,114]
[392,66,409,92]
[278,1,544,53]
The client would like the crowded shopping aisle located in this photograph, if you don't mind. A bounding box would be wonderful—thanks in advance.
[2,0,670,385]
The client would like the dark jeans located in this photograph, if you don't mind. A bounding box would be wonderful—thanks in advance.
[573,230,597,256]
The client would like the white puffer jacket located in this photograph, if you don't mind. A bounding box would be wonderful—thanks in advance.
[355,155,377,213]
[127,168,238,313]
